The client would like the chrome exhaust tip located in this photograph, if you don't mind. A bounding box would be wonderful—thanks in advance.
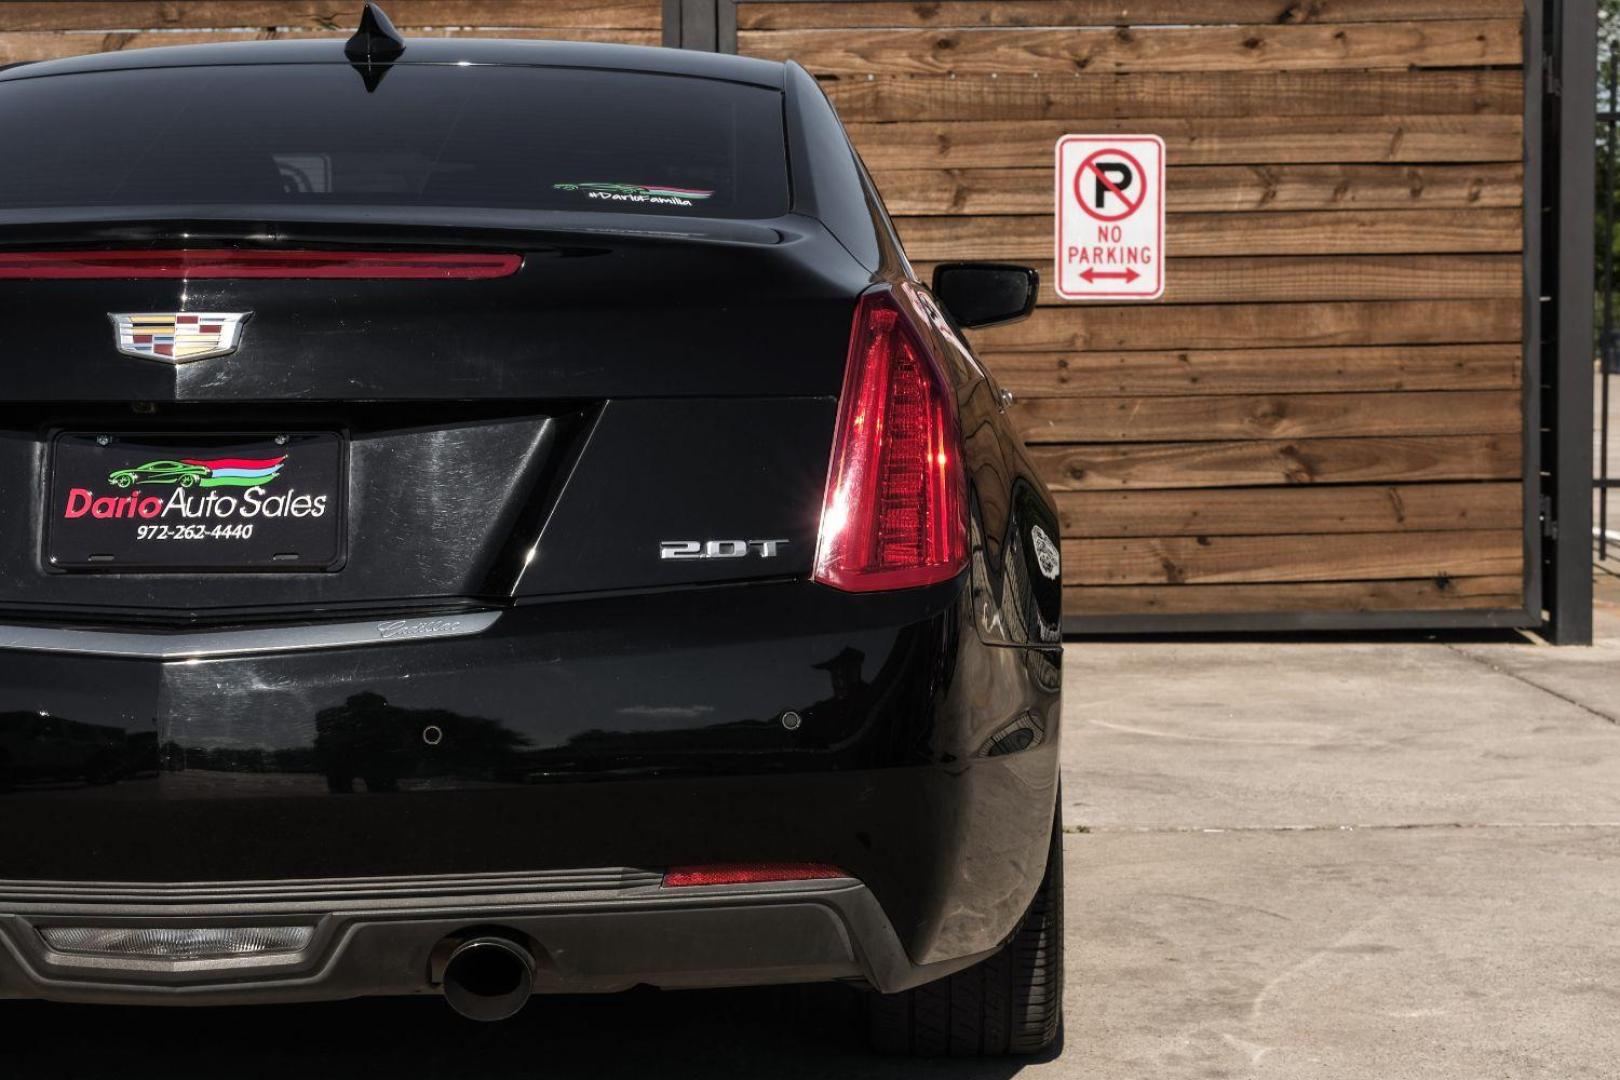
[441,935,536,1022]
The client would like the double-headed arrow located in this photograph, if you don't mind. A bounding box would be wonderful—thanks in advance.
[1080,267,1141,284]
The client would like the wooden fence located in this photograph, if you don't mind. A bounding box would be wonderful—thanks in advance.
[0,1,1540,629]
[736,0,1531,626]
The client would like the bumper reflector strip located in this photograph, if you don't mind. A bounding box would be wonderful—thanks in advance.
[0,250,523,280]
[39,925,314,961]
[661,863,848,888]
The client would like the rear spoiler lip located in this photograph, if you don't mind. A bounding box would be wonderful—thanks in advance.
[0,207,812,252]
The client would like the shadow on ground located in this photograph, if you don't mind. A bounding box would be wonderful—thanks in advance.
[9,985,1057,1080]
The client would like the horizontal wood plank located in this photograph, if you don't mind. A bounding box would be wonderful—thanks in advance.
[899,209,1521,261]
[1013,390,1521,443]
[0,2,662,30]
[0,26,660,62]
[972,300,1520,352]
[740,2,1520,30]
[1064,575,1524,615]
[875,164,1524,215]
[916,255,1523,305]
[1063,528,1523,584]
[740,22,1522,75]
[826,71,1522,122]
[847,117,1523,169]
[1056,482,1522,537]
[983,344,1523,397]
[1030,434,1521,490]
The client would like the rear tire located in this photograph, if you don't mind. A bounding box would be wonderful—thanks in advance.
[866,810,1065,1057]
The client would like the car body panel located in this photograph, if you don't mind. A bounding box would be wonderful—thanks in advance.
[0,35,1063,1005]
[0,579,1058,969]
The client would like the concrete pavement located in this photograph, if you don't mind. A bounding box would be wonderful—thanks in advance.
[1064,635,1620,830]
[1063,827,1619,1080]
[1052,606,1620,1080]
[7,613,1620,1078]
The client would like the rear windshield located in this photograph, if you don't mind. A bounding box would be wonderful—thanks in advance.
[0,64,788,218]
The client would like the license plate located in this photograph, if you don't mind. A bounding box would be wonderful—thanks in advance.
[47,432,345,572]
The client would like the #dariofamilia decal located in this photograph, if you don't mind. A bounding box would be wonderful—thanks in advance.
[552,182,714,207]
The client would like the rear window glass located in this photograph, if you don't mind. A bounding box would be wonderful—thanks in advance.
[0,64,788,218]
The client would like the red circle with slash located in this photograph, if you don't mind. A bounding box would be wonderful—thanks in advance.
[1075,148,1147,223]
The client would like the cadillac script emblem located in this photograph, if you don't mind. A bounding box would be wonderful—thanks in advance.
[110,312,251,364]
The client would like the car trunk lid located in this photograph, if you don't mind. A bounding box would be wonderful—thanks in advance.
[0,219,866,620]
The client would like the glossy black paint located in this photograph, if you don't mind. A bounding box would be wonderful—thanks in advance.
[0,218,863,401]
[0,36,1063,999]
[0,579,1058,967]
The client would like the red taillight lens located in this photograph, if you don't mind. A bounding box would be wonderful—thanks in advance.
[813,285,968,592]
[661,863,849,888]
[0,250,522,279]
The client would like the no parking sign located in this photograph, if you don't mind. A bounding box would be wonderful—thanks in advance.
[1055,135,1165,301]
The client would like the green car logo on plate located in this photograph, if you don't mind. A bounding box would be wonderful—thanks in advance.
[107,455,286,490]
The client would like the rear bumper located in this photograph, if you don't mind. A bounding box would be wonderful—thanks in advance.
[0,871,995,1005]
[0,577,1061,984]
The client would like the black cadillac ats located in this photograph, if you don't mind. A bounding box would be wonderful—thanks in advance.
[0,5,1065,1056]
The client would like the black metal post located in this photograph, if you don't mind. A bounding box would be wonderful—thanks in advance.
[671,0,718,50]
[1602,53,1614,561]
[1543,0,1597,644]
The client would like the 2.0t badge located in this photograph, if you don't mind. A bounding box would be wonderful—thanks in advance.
[661,539,789,560]
[110,312,251,363]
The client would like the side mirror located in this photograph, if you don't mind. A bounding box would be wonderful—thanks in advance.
[930,263,1039,330]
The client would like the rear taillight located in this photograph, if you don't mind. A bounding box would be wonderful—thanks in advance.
[0,250,522,279]
[813,285,968,592]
